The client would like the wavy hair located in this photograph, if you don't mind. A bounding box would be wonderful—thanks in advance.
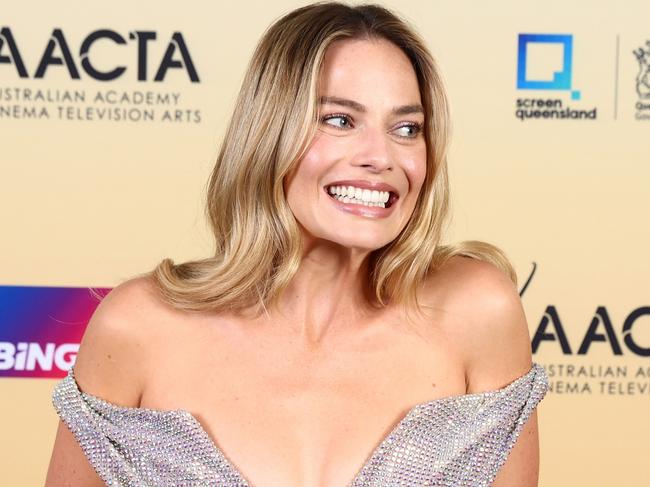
[141,1,517,316]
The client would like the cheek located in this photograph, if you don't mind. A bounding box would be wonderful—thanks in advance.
[288,157,319,196]
[287,135,337,195]
[402,147,428,194]
[285,151,326,213]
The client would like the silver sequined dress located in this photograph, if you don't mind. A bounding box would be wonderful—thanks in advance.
[51,362,549,486]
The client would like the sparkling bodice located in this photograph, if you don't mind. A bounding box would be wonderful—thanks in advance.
[52,362,549,486]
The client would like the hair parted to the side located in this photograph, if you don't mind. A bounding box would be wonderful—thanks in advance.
[140,1,517,315]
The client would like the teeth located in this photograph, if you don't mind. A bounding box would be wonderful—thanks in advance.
[327,185,391,204]
[334,194,386,207]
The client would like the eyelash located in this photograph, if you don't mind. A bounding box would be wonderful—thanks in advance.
[319,113,423,139]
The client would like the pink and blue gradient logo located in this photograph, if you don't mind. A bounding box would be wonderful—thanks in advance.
[517,33,581,100]
[0,285,110,378]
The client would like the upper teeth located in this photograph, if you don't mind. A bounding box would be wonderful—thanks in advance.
[328,185,391,203]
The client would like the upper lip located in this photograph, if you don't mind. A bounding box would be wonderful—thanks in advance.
[324,180,400,197]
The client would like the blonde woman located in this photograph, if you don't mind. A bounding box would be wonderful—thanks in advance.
[46,2,548,486]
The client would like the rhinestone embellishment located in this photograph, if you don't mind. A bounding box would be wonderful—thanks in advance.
[52,362,549,486]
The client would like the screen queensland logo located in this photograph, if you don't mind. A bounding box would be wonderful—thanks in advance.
[0,27,202,123]
[516,33,597,121]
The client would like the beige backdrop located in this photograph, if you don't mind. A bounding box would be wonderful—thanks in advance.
[1,0,649,485]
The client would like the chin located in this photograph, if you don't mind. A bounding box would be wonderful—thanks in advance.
[326,234,394,252]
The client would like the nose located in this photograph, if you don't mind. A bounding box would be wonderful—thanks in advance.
[351,124,393,173]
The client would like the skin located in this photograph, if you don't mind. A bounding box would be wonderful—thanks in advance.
[280,36,427,341]
[45,38,540,487]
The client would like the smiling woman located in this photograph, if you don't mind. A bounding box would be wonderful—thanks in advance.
[46,2,548,486]
[284,37,428,250]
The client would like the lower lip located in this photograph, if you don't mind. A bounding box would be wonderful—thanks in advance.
[323,189,397,218]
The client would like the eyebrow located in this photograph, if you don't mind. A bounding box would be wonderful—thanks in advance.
[319,96,424,116]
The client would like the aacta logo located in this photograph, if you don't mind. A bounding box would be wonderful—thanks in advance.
[0,27,199,82]
[532,306,650,356]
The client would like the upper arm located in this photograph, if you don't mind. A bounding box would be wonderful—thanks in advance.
[448,257,539,487]
[45,276,156,486]
[45,420,106,486]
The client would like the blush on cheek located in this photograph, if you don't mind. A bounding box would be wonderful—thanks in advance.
[411,168,427,196]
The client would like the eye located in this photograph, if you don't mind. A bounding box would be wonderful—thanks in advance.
[319,114,423,139]
[320,114,353,130]
[394,122,423,139]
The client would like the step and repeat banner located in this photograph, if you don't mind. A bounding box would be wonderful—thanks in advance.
[1,1,648,485]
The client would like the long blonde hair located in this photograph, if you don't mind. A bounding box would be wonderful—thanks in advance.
[141,1,517,316]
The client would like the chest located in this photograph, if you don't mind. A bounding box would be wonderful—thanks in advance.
[139,315,467,486]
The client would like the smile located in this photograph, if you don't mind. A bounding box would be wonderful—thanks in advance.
[324,184,399,209]
[329,186,388,208]
[323,184,400,218]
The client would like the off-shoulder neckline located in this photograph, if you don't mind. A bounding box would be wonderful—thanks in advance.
[61,362,546,486]
[67,362,544,414]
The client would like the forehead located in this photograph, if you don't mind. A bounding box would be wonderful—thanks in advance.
[318,37,421,105]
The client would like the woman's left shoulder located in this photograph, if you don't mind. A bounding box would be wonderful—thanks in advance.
[422,255,534,393]
[422,254,520,314]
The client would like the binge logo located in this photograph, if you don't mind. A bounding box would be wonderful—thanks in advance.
[0,342,79,373]
[515,33,597,121]
[0,285,109,378]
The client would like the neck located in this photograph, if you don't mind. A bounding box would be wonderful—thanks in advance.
[267,238,381,346]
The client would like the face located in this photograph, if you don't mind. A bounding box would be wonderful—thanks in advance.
[284,37,427,252]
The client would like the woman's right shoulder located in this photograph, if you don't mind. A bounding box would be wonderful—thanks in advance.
[71,274,166,408]
[45,276,167,486]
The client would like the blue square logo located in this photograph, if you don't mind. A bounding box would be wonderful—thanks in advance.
[517,34,579,99]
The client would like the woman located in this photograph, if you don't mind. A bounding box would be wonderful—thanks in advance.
[46,2,548,486]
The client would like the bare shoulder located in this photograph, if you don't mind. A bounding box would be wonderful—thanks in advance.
[72,274,168,407]
[419,255,541,485]
[423,255,533,393]
[45,274,169,486]
[425,259,541,486]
